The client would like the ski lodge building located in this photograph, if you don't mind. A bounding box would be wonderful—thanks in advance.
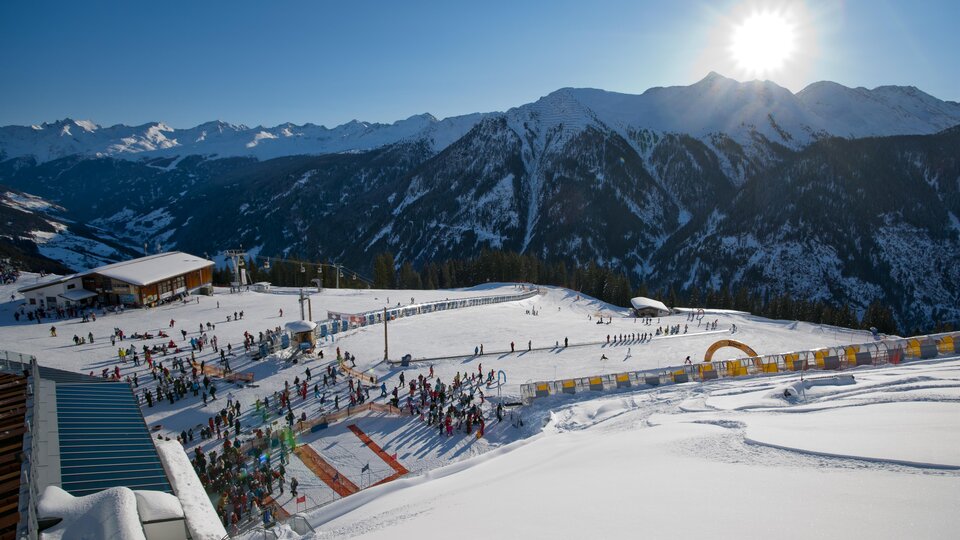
[17,252,214,309]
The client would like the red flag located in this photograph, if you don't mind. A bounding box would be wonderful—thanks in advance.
[296,495,306,504]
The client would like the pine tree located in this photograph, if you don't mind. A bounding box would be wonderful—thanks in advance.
[373,252,396,289]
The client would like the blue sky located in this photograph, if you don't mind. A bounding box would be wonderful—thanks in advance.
[1,0,957,128]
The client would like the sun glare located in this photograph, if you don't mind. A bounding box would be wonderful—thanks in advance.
[730,10,796,76]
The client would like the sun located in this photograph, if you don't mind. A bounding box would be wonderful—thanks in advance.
[730,10,796,76]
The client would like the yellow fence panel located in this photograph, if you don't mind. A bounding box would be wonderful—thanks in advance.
[814,349,828,368]
[907,339,921,357]
[784,353,799,370]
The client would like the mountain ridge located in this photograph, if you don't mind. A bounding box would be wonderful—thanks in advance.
[3,73,960,164]
[2,74,960,330]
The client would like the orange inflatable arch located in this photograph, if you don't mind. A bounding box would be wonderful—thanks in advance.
[703,339,759,362]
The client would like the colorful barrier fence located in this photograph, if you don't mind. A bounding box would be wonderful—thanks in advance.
[520,331,960,403]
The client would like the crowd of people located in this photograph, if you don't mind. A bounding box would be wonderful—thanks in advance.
[178,341,509,532]
[8,277,519,533]
[0,260,20,284]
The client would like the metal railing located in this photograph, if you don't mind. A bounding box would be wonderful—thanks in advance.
[0,349,35,376]
[314,289,540,338]
[521,331,960,403]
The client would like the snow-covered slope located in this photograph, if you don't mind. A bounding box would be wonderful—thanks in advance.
[299,358,960,539]
[2,280,957,539]
[0,188,133,271]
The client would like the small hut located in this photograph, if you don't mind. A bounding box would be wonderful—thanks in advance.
[630,297,671,317]
[284,320,318,350]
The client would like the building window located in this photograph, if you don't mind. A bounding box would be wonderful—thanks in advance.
[67,284,76,290]
[29,298,36,305]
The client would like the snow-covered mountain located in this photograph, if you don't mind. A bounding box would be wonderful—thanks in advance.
[0,187,136,272]
[0,113,489,163]
[2,73,958,164]
[2,73,959,329]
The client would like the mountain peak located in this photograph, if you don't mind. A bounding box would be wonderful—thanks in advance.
[404,113,438,123]
[697,71,736,86]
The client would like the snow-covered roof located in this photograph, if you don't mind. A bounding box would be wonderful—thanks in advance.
[91,252,213,287]
[154,439,227,540]
[37,485,149,540]
[285,320,318,333]
[134,490,184,522]
[59,289,98,301]
[17,274,81,293]
[630,296,670,312]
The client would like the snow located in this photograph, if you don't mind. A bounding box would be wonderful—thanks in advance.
[37,485,147,540]
[154,439,227,540]
[300,358,960,539]
[134,490,184,522]
[2,277,958,539]
[91,251,213,287]
[0,112,491,163]
[2,191,61,213]
[741,401,960,468]
[0,191,125,271]
[629,296,669,312]
[5,75,958,164]
[286,320,318,333]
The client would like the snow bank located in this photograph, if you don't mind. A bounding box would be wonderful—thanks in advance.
[154,439,227,540]
[37,485,146,540]
[741,401,960,468]
[705,375,856,410]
